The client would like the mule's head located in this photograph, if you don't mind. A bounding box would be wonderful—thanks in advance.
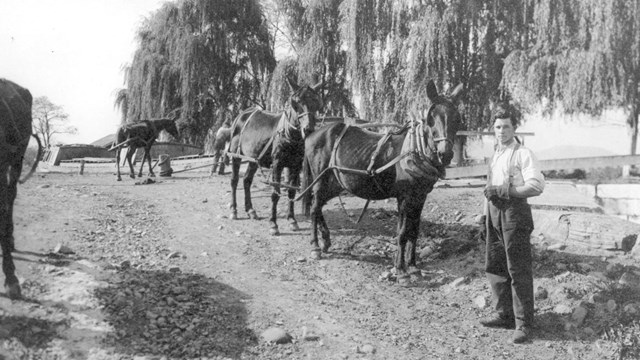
[165,119,180,139]
[287,77,323,138]
[422,80,464,167]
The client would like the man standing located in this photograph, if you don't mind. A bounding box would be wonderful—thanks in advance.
[210,121,231,175]
[479,102,545,344]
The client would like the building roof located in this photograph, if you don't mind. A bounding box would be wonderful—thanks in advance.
[91,133,115,148]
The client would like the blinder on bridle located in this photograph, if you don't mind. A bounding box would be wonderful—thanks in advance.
[287,85,321,138]
[423,101,455,150]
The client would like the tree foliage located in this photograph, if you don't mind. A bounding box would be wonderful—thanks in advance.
[124,0,639,154]
[337,1,539,128]
[32,96,77,148]
[273,0,356,117]
[502,0,640,153]
[124,0,275,146]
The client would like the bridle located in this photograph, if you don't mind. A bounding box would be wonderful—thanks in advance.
[425,102,455,149]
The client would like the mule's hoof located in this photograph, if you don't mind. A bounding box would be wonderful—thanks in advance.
[117,177,122,181]
[5,283,21,300]
[149,173,156,177]
[408,267,422,278]
[321,239,332,253]
[248,210,258,220]
[288,221,300,231]
[130,174,136,179]
[230,212,238,220]
[269,227,280,236]
[310,248,322,260]
[397,274,411,286]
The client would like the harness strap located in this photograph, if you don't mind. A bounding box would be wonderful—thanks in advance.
[327,124,353,194]
[366,131,393,174]
[487,142,521,186]
[329,124,351,169]
[256,134,276,164]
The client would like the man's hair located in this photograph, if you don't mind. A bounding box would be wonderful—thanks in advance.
[491,102,520,128]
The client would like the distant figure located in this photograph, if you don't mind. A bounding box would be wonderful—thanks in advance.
[210,122,231,175]
[111,118,179,181]
[478,102,545,344]
[158,154,173,177]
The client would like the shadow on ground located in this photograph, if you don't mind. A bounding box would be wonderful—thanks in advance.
[95,268,257,359]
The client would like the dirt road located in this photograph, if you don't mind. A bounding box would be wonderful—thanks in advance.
[1,171,639,359]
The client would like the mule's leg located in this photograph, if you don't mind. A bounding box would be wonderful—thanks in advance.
[268,161,283,236]
[210,151,220,176]
[138,148,153,177]
[6,161,21,252]
[395,194,427,285]
[116,148,122,181]
[125,147,136,179]
[243,162,259,219]
[286,167,300,232]
[395,198,410,284]
[218,154,228,175]
[310,183,331,259]
[146,149,155,177]
[1,171,20,299]
[229,157,241,220]
[318,212,331,252]
[405,194,427,278]
[309,188,322,259]
[137,149,145,177]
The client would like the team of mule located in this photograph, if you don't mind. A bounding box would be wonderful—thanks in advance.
[111,118,180,181]
[0,78,42,299]
[2,77,463,300]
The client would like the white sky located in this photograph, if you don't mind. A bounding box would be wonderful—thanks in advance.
[0,0,166,145]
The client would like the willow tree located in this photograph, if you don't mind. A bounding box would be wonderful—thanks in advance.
[502,0,640,155]
[272,0,356,117]
[335,1,533,129]
[124,0,275,146]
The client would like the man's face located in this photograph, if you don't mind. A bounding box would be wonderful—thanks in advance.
[493,117,515,146]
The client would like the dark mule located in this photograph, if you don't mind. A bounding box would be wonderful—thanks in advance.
[210,125,231,175]
[227,78,323,235]
[0,78,42,299]
[112,118,179,181]
[301,80,464,282]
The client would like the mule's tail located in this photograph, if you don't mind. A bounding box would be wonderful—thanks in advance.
[300,151,313,217]
[19,133,43,184]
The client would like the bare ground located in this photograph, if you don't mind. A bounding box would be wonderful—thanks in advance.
[1,170,640,359]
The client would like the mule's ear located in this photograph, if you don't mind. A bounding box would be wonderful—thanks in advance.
[311,80,323,91]
[408,109,418,123]
[426,80,438,101]
[450,83,465,103]
[287,77,300,92]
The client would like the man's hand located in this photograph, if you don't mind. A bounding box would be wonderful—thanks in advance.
[484,183,510,200]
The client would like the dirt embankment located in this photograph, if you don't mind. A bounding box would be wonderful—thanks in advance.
[1,172,640,359]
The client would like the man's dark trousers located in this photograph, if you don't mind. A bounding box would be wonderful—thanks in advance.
[485,198,534,328]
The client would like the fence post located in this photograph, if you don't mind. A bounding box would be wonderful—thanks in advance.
[79,160,85,175]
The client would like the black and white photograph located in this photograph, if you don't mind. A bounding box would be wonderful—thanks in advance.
[1,1,639,359]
